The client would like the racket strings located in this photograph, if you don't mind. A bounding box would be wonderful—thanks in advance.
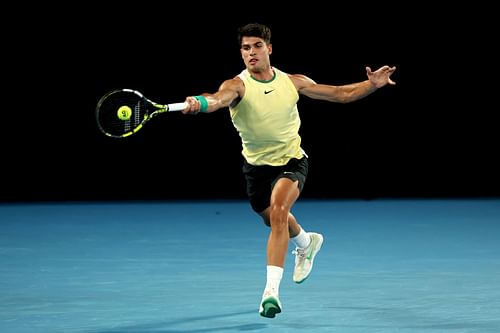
[97,90,150,137]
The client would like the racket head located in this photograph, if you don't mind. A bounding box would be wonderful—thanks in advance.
[95,89,164,138]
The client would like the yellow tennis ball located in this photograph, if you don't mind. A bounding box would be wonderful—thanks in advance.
[117,105,132,121]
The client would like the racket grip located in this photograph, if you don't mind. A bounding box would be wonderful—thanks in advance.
[167,102,188,112]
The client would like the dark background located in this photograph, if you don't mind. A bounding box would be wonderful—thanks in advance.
[2,4,498,202]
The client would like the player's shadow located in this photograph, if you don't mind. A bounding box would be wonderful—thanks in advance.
[88,309,268,333]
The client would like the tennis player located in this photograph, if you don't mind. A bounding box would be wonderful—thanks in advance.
[182,23,396,318]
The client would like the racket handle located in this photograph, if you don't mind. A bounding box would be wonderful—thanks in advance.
[167,102,188,112]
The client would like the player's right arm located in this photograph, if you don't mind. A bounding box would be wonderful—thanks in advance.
[183,77,244,114]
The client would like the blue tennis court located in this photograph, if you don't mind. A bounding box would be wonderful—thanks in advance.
[1,198,499,332]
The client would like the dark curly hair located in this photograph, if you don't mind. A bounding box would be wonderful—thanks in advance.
[237,23,271,47]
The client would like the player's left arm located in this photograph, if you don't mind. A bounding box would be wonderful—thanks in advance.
[291,65,396,104]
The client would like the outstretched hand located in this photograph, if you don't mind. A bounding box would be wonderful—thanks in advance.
[366,65,397,88]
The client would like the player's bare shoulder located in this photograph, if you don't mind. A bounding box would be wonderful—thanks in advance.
[220,76,244,94]
[218,76,245,108]
[288,73,316,91]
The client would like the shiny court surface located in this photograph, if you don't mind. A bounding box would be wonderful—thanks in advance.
[1,199,499,333]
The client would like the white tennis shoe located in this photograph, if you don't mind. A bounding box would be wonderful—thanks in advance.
[292,232,324,283]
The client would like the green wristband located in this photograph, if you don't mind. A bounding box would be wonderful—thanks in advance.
[194,95,208,113]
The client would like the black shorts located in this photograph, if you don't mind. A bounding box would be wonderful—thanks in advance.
[242,156,309,213]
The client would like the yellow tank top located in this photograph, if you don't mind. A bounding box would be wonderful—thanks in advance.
[230,68,304,166]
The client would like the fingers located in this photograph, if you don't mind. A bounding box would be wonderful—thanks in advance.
[182,96,201,115]
[379,65,397,84]
[376,65,395,72]
[381,65,394,72]
[387,66,396,84]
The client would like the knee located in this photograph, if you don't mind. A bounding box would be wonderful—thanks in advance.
[269,204,289,229]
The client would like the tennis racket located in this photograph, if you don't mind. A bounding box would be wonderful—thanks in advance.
[96,88,187,138]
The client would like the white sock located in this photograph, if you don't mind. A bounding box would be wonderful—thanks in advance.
[265,265,283,293]
[291,227,311,249]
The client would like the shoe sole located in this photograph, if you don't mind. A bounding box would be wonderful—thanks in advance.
[260,298,282,318]
[294,234,324,284]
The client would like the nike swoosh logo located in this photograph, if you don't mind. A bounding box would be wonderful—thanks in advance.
[264,89,275,94]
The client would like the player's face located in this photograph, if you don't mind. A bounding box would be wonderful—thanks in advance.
[240,36,272,73]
